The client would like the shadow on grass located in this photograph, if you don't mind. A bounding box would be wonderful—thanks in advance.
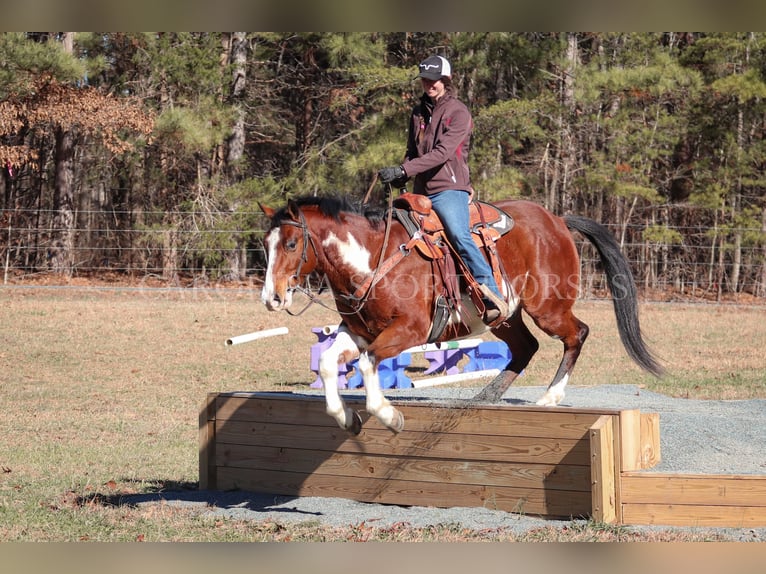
[77,480,323,518]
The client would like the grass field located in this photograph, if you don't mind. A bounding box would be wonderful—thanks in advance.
[1,285,764,541]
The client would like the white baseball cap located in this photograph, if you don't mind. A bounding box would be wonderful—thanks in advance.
[417,55,451,81]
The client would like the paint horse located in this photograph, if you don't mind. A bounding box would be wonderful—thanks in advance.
[260,195,663,434]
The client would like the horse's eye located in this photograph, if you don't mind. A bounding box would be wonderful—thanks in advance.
[285,239,297,252]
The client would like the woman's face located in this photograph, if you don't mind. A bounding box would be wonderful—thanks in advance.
[421,78,446,100]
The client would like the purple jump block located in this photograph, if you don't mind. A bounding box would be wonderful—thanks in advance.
[309,326,351,389]
[423,349,468,375]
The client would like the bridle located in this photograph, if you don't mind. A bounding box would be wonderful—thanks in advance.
[274,208,322,316]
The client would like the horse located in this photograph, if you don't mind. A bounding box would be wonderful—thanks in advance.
[259,194,663,434]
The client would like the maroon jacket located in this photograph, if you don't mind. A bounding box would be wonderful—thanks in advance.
[401,91,473,196]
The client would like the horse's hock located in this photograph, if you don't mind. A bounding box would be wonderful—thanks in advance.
[199,392,766,527]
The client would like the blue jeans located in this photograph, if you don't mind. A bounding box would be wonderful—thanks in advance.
[428,189,502,298]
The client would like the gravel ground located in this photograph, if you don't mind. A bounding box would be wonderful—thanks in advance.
[134,385,766,539]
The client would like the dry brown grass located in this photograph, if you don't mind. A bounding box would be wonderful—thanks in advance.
[0,284,764,541]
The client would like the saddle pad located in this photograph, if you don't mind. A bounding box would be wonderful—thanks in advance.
[471,201,514,236]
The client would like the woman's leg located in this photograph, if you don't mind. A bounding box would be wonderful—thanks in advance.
[429,189,501,297]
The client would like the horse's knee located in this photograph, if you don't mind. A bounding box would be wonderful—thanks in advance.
[319,353,340,380]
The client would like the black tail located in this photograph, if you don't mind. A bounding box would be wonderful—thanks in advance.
[565,215,664,378]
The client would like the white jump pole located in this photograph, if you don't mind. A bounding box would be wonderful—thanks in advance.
[402,338,484,354]
[225,326,289,347]
[411,368,501,388]
[320,325,483,355]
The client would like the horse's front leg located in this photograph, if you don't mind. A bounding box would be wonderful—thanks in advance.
[319,326,363,434]
[356,351,404,433]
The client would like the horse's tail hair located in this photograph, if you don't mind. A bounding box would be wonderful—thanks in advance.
[564,215,664,378]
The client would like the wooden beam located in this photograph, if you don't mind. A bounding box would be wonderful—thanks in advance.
[620,473,766,527]
[621,473,766,506]
[217,445,593,491]
[619,409,641,472]
[639,412,661,469]
[198,393,218,490]
[215,420,592,466]
[216,467,592,518]
[589,415,617,524]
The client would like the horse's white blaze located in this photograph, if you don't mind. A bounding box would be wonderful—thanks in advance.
[322,231,372,275]
[260,228,293,310]
[261,228,280,307]
[536,373,569,406]
[320,327,362,430]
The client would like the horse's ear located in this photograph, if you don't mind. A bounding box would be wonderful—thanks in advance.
[286,199,301,220]
[259,203,275,218]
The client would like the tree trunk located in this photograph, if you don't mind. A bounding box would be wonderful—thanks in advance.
[760,207,766,297]
[49,33,77,277]
[162,213,179,284]
[552,33,579,214]
[225,32,248,180]
[222,32,249,279]
[49,127,76,276]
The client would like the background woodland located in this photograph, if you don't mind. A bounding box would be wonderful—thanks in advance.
[1,32,765,299]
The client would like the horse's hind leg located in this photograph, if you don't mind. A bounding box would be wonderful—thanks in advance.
[533,309,589,406]
[473,311,539,403]
[319,326,363,434]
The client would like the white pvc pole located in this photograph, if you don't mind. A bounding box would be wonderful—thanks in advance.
[225,326,289,347]
[402,338,484,354]
[411,368,501,388]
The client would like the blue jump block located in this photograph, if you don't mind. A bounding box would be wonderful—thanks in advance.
[464,341,511,372]
[346,353,413,389]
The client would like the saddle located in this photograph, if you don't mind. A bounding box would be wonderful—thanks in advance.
[391,192,514,335]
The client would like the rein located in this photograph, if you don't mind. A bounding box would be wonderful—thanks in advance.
[349,181,397,309]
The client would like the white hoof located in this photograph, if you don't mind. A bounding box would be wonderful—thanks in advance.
[536,391,563,406]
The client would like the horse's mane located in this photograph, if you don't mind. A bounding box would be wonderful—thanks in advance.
[273,194,385,225]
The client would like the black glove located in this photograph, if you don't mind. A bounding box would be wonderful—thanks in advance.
[378,165,407,186]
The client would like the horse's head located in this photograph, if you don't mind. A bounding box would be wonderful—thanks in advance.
[259,200,318,311]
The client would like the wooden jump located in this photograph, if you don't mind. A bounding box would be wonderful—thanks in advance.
[199,392,766,527]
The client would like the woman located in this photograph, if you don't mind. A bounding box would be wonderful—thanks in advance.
[378,54,508,324]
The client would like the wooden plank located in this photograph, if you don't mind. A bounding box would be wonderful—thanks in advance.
[213,393,614,439]
[198,393,218,490]
[639,413,661,469]
[618,409,641,472]
[621,473,766,507]
[215,394,333,427]
[215,420,592,466]
[621,503,766,527]
[589,415,617,523]
[217,445,593,491]
[215,467,592,518]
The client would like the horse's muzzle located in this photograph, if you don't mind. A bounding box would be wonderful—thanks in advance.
[262,289,293,311]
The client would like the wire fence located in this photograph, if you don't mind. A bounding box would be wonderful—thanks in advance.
[2,208,765,300]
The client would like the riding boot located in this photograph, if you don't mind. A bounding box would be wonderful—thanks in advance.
[478,284,509,324]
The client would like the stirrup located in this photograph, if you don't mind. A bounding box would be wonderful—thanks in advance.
[478,284,509,320]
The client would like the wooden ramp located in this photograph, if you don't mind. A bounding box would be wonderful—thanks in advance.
[199,392,766,526]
